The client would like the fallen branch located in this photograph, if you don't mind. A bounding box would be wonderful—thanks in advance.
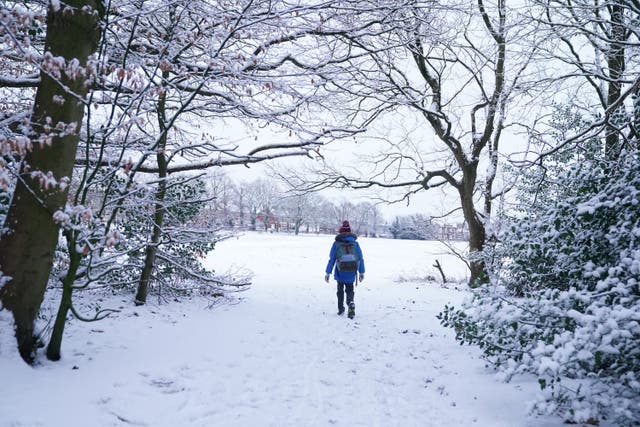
[433,259,447,283]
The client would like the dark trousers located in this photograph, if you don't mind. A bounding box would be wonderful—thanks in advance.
[336,282,354,310]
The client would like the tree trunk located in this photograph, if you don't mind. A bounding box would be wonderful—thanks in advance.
[433,259,447,283]
[605,3,626,159]
[134,162,168,306]
[467,223,488,287]
[135,71,169,306]
[633,90,640,145]
[459,165,489,288]
[0,1,103,364]
[46,230,81,361]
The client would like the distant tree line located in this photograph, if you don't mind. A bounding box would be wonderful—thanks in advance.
[197,171,384,237]
[388,215,468,242]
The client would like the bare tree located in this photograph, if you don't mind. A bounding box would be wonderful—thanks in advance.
[526,0,640,159]
[279,192,325,235]
[284,0,537,285]
[206,170,237,227]
[232,180,248,228]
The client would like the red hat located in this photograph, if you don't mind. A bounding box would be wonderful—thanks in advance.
[339,220,351,233]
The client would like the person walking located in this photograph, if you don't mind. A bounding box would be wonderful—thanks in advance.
[324,220,365,318]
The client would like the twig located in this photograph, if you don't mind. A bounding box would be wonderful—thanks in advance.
[433,259,447,283]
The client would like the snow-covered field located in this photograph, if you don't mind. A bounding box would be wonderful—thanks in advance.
[1,232,566,427]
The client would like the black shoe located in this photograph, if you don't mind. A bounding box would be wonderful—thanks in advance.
[347,303,355,319]
[337,307,345,315]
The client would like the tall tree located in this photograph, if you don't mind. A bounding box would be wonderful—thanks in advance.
[289,0,535,285]
[0,0,104,363]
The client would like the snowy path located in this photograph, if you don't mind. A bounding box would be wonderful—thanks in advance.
[1,232,563,426]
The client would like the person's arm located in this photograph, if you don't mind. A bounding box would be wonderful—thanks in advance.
[357,243,365,280]
[325,242,336,281]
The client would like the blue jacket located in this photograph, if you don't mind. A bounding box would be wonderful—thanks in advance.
[325,232,365,283]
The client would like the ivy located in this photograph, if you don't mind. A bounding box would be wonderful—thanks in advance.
[439,151,640,425]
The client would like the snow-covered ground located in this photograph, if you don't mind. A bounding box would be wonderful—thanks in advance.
[1,232,567,427]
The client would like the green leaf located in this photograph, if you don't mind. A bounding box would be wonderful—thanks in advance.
[538,378,546,390]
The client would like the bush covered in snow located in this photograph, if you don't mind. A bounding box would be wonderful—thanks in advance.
[108,176,219,289]
[439,151,640,425]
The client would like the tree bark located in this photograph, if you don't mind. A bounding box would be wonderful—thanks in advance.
[605,3,626,160]
[135,71,170,306]
[46,230,80,361]
[0,1,103,363]
[458,164,489,287]
[433,259,447,283]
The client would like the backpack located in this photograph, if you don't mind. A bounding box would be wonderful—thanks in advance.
[335,241,359,272]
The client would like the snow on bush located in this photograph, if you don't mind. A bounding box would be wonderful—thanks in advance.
[439,152,640,425]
